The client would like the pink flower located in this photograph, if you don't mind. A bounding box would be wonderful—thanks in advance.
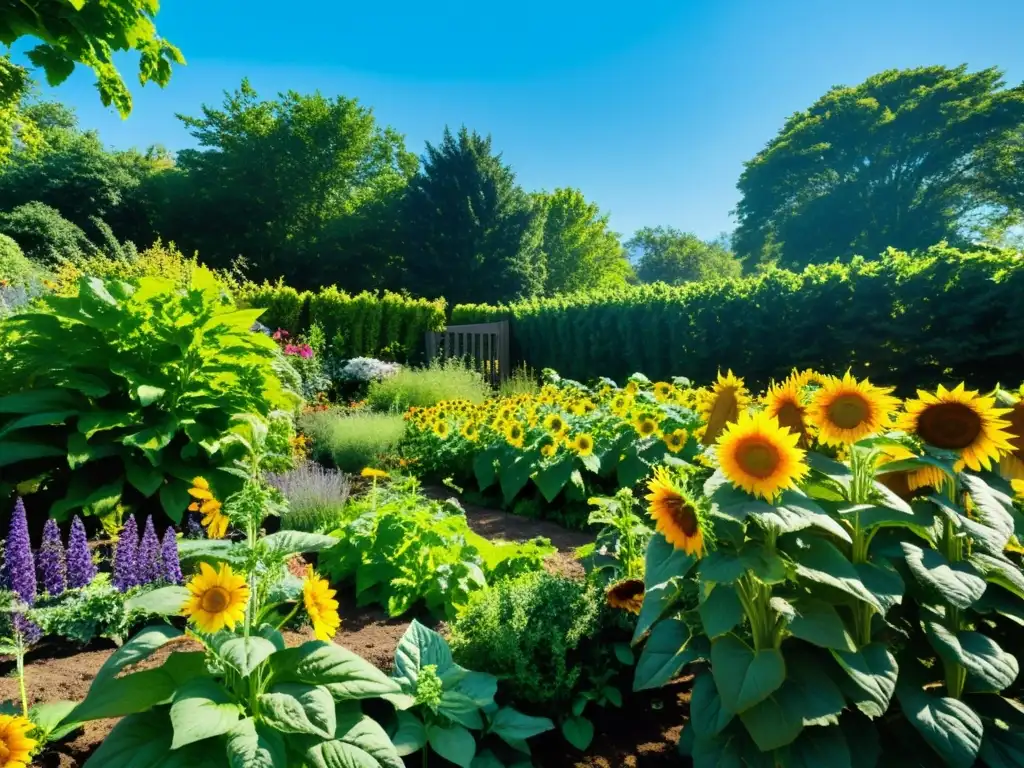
[272,328,290,341]
[298,344,314,359]
[283,343,300,356]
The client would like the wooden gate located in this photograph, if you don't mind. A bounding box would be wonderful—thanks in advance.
[425,321,510,386]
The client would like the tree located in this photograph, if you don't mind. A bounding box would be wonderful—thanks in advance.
[0,1,182,117]
[628,226,742,284]
[0,201,97,266]
[533,188,631,294]
[157,80,418,288]
[401,126,545,306]
[734,65,1024,270]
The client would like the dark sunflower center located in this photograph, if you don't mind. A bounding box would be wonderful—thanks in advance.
[775,401,806,434]
[917,402,983,449]
[580,437,592,449]
[608,579,645,603]
[201,586,230,613]
[828,394,870,429]
[664,496,700,535]
[736,439,780,478]
[641,421,655,435]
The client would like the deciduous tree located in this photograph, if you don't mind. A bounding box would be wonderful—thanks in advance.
[629,226,742,284]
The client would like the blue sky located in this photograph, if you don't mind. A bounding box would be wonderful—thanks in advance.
[17,0,1024,240]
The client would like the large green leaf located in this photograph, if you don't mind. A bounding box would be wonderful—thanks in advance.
[159,479,191,524]
[225,718,287,768]
[124,585,189,615]
[690,670,734,738]
[836,502,934,538]
[737,694,803,751]
[0,438,65,467]
[169,677,243,749]
[301,704,404,768]
[979,718,1024,768]
[94,625,183,683]
[925,622,1019,692]
[532,455,574,502]
[0,388,83,414]
[51,474,123,518]
[710,635,785,713]
[776,597,857,652]
[830,643,897,719]
[78,410,138,438]
[854,560,904,614]
[390,710,427,756]
[260,530,339,556]
[698,550,747,584]
[777,726,852,768]
[427,723,476,768]
[500,455,534,505]
[269,641,401,699]
[616,447,649,488]
[960,473,1016,548]
[634,618,703,691]
[258,683,336,739]
[971,552,1024,600]
[72,652,209,722]
[750,491,852,544]
[896,681,984,768]
[473,449,499,490]
[784,534,882,611]
[0,410,77,439]
[632,532,697,644]
[488,706,554,745]
[84,708,223,768]
[902,542,987,610]
[560,715,594,751]
[393,619,453,686]
[125,458,164,497]
[219,636,278,678]
[698,583,743,638]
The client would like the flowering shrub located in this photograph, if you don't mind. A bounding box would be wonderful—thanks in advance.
[266,461,351,532]
[273,324,332,401]
[336,357,401,383]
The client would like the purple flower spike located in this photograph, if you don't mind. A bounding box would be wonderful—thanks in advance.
[113,515,139,592]
[161,529,182,585]
[138,516,163,586]
[13,614,40,646]
[38,518,67,596]
[67,515,96,589]
[6,498,36,607]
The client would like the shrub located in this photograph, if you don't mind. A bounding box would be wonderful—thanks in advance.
[267,461,351,532]
[299,409,406,472]
[28,573,149,646]
[452,243,1024,393]
[448,572,606,713]
[335,357,401,384]
[0,233,41,284]
[367,359,491,412]
[0,269,300,522]
[0,201,96,266]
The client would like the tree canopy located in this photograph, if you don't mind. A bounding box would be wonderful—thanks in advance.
[401,126,546,306]
[534,187,632,294]
[734,65,1024,269]
[628,226,742,284]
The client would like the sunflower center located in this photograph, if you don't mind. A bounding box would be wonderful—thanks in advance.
[664,497,700,536]
[735,439,780,478]
[827,394,871,429]
[201,586,231,614]
[641,421,655,435]
[917,402,983,450]
[775,401,806,435]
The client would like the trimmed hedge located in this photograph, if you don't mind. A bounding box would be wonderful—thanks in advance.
[451,244,1024,392]
[238,282,446,362]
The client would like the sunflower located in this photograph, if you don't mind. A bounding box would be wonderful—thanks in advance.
[807,372,900,446]
[360,467,388,478]
[625,381,640,395]
[763,375,812,445]
[0,714,36,768]
[717,410,808,500]
[461,421,480,441]
[896,384,1014,473]
[181,562,250,633]
[874,444,921,498]
[432,420,450,439]
[505,421,526,448]
[999,399,1024,480]
[633,414,661,439]
[606,579,645,614]
[188,476,213,500]
[610,393,633,417]
[645,466,706,555]
[304,566,341,641]
[663,429,687,453]
[653,382,675,402]
[543,413,569,437]
[699,370,751,445]
[197,498,229,539]
[572,433,595,457]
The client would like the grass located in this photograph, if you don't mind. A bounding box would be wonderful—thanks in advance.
[266,461,351,532]
[366,358,491,412]
[298,409,406,473]
[498,364,539,397]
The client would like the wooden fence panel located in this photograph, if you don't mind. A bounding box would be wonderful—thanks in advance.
[425,321,510,386]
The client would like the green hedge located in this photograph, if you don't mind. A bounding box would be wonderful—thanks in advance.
[451,244,1024,392]
[238,282,446,362]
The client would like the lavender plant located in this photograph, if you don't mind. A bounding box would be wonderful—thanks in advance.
[5,499,35,606]
[160,529,182,584]
[112,516,138,592]
[137,515,163,585]
[267,461,351,532]
[66,515,96,589]
[38,519,66,597]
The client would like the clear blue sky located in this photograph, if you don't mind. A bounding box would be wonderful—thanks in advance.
[18,0,1024,240]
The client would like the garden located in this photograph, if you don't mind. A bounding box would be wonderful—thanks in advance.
[0,244,1021,768]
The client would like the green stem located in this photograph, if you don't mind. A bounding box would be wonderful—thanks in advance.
[422,743,429,768]
[849,448,877,647]
[16,640,28,718]
[941,482,967,698]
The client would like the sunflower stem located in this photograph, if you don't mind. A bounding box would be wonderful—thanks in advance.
[940,480,967,698]
[15,632,28,718]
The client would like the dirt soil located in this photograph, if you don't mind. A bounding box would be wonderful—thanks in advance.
[0,498,688,766]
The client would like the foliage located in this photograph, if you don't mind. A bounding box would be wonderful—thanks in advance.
[628,226,742,284]
[28,573,151,646]
[401,126,546,306]
[386,620,554,767]
[452,243,1024,392]
[498,364,539,398]
[734,65,1024,270]
[319,476,553,619]
[50,240,216,295]
[299,410,406,473]
[401,377,703,526]
[367,359,491,413]
[0,0,183,118]
[336,357,402,385]
[0,201,96,266]
[0,233,41,284]
[580,488,653,588]
[448,571,634,749]
[67,417,407,768]
[153,80,417,289]
[0,269,299,522]
[267,462,351,533]
[533,187,632,294]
